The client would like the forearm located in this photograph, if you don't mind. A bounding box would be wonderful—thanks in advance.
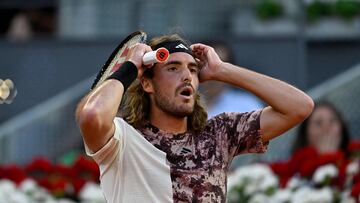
[213,62,313,118]
[76,80,124,151]
[78,80,124,124]
[192,43,313,141]
[76,44,151,152]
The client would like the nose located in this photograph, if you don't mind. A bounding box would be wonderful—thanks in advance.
[182,68,192,83]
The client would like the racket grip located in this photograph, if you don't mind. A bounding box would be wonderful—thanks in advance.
[143,48,169,65]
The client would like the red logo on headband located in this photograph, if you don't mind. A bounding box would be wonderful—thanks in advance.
[156,48,169,62]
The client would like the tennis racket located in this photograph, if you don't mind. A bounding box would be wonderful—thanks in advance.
[90,31,169,90]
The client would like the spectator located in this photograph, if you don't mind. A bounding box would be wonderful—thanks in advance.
[6,12,33,42]
[4,6,56,42]
[292,101,350,154]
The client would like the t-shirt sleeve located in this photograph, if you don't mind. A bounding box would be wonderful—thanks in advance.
[83,118,124,175]
[211,109,269,159]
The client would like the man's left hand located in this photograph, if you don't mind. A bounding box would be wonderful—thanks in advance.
[191,43,223,82]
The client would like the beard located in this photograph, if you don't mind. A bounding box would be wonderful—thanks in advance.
[153,84,195,118]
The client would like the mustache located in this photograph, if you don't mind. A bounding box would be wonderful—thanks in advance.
[175,83,195,94]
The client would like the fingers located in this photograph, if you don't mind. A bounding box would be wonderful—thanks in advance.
[127,43,153,69]
[191,43,208,59]
[125,43,153,79]
[190,43,208,50]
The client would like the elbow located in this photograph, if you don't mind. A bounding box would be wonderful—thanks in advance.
[295,96,314,122]
[76,107,103,132]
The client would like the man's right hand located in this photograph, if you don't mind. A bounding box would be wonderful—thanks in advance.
[126,43,153,79]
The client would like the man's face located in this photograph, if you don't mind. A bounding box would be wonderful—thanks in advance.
[145,52,200,117]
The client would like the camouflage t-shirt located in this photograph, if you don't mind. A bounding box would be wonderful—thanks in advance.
[137,109,269,203]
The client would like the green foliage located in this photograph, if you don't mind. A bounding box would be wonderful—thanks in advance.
[335,0,360,20]
[255,0,284,21]
[264,186,276,196]
[307,1,334,22]
[228,184,251,203]
[307,0,360,22]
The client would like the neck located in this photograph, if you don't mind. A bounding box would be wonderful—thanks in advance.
[149,106,188,134]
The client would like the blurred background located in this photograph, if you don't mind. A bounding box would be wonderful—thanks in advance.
[0,0,360,201]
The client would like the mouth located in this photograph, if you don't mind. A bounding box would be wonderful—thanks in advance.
[178,86,194,99]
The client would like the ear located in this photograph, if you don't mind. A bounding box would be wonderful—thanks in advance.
[141,77,154,93]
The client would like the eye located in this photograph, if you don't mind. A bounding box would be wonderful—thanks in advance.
[167,67,177,71]
[190,67,198,74]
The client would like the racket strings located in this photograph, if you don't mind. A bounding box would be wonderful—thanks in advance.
[91,33,146,90]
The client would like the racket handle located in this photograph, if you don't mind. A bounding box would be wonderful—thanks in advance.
[143,48,169,65]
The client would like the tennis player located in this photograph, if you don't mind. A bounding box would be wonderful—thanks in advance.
[76,34,314,202]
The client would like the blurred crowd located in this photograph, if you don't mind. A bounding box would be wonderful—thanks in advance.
[0,6,56,41]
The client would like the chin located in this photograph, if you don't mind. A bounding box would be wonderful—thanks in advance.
[172,106,194,118]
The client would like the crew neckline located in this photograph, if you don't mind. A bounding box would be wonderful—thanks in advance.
[143,121,190,137]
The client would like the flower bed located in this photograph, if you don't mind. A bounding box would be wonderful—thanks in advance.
[227,141,360,203]
[0,155,104,203]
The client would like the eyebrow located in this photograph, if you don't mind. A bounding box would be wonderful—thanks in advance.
[164,60,199,69]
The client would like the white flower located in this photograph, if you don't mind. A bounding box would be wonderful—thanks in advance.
[286,176,307,190]
[0,190,6,203]
[32,187,54,202]
[258,174,278,191]
[269,189,292,203]
[19,179,38,194]
[248,193,268,203]
[43,199,57,203]
[292,187,333,203]
[312,164,338,184]
[340,196,356,203]
[340,190,356,203]
[227,163,278,195]
[8,190,31,203]
[347,161,359,176]
[79,182,105,202]
[0,179,16,194]
[55,198,77,203]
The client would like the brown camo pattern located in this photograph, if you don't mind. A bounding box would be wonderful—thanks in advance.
[138,109,268,203]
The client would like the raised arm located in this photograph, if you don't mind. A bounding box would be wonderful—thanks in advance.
[76,43,152,152]
[191,43,314,142]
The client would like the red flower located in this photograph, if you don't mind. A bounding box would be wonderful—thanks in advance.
[348,140,360,153]
[270,162,292,187]
[288,146,319,177]
[69,155,100,194]
[287,147,346,181]
[353,170,360,185]
[351,182,360,199]
[299,157,319,178]
[25,157,53,178]
[72,155,99,182]
[49,177,68,198]
[2,165,27,184]
[36,165,73,198]
[52,164,74,178]
[271,162,292,176]
[333,160,349,189]
[289,146,319,174]
[72,177,87,194]
[317,151,345,166]
[0,166,4,179]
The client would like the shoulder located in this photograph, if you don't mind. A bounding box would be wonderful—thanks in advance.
[206,109,263,129]
[113,117,141,138]
[207,110,261,122]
